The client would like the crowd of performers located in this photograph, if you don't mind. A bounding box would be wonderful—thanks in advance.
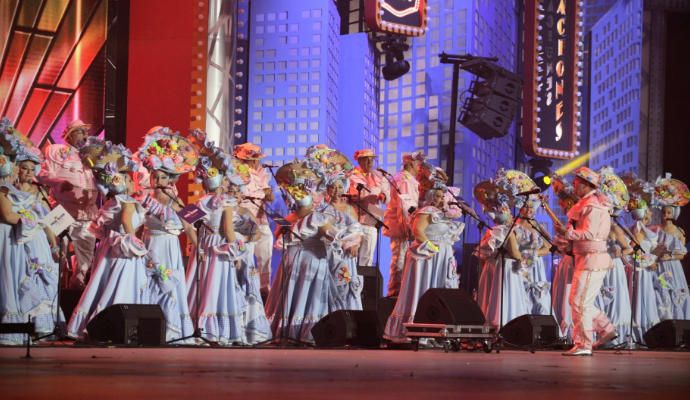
[0,117,688,356]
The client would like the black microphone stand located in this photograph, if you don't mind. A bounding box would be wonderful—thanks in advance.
[247,198,311,347]
[611,216,646,351]
[167,218,214,346]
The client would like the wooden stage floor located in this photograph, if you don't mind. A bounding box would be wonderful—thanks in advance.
[1,346,689,399]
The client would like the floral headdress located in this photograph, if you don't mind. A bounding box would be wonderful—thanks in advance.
[621,172,655,211]
[80,137,138,195]
[275,160,321,208]
[494,168,539,209]
[549,174,578,211]
[653,173,689,208]
[303,144,354,192]
[417,160,449,200]
[598,167,629,215]
[189,129,248,190]
[137,127,198,175]
[0,117,32,157]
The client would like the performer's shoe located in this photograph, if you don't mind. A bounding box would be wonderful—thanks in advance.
[562,346,592,356]
[594,331,618,348]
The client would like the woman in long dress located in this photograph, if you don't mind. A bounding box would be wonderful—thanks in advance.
[653,205,689,320]
[264,194,338,343]
[383,187,464,342]
[142,171,196,343]
[514,199,553,315]
[319,177,363,311]
[0,149,21,345]
[67,147,150,339]
[475,203,530,328]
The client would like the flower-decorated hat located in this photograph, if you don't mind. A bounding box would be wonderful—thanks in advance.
[61,119,93,139]
[275,160,321,208]
[190,129,248,191]
[598,167,629,215]
[137,126,198,175]
[80,137,138,195]
[353,148,377,159]
[234,142,266,161]
[653,173,689,208]
[304,144,354,192]
[621,172,655,211]
[550,174,579,211]
[0,117,33,157]
[494,168,539,209]
[574,166,600,188]
[402,150,425,164]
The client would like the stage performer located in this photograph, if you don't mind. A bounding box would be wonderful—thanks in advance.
[38,120,99,289]
[305,144,364,311]
[266,158,359,343]
[593,167,633,348]
[651,174,690,320]
[474,181,530,328]
[382,151,423,297]
[67,140,150,339]
[0,120,64,344]
[137,128,198,343]
[556,167,615,356]
[187,134,266,346]
[347,149,389,268]
[235,142,274,299]
[383,184,464,343]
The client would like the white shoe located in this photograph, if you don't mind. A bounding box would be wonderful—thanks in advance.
[562,346,592,356]
[594,331,617,348]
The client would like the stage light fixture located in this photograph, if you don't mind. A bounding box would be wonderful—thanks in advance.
[379,35,410,81]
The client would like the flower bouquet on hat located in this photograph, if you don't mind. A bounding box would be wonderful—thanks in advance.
[275,160,321,208]
[0,117,33,157]
[598,167,629,216]
[494,168,538,209]
[189,129,247,191]
[621,172,656,220]
[79,137,138,195]
[137,127,198,175]
[654,173,690,208]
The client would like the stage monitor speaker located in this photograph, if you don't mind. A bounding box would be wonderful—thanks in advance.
[86,304,166,346]
[413,289,485,325]
[359,266,383,311]
[643,320,690,349]
[499,315,559,347]
[311,310,381,348]
[467,93,518,119]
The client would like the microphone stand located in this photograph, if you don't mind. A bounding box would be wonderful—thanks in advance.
[167,218,214,346]
[247,198,310,347]
[33,184,69,341]
[611,216,646,351]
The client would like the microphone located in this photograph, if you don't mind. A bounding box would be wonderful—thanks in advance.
[31,181,50,190]
[262,163,278,169]
[341,194,358,199]
[242,195,264,202]
[516,188,541,196]
[356,183,371,193]
[449,201,479,219]
[156,186,185,208]
[377,168,392,176]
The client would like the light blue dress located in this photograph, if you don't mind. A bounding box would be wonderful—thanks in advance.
[0,185,64,343]
[67,195,150,339]
[143,197,194,343]
[628,222,662,344]
[551,253,574,341]
[595,238,632,346]
[655,228,690,320]
[233,207,272,344]
[187,194,250,345]
[475,224,531,328]
[384,206,464,342]
[319,203,364,312]
[264,209,335,343]
[514,223,552,315]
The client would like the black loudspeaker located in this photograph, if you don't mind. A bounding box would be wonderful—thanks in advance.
[311,310,381,348]
[467,93,518,119]
[499,315,559,347]
[460,106,512,139]
[643,320,690,349]
[413,289,485,325]
[358,266,383,311]
[86,304,166,346]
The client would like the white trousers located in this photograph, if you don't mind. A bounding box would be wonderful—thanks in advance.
[569,268,615,350]
[67,220,97,287]
[358,225,378,267]
[387,238,409,297]
[254,224,273,290]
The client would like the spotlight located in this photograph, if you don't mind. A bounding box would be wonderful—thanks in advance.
[529,158,553,191]
[379,35,410,81]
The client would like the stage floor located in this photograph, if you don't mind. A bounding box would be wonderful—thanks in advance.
[1,346,689,399]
